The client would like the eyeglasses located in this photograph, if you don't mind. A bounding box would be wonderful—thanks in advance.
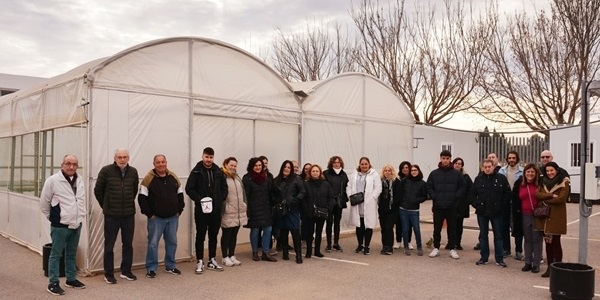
[540,156,551,159]
[62,163,78,168]
[333,161,341,164]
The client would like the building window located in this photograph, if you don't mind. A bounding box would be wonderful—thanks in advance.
[570,141,595,167]
[442,143,453,154]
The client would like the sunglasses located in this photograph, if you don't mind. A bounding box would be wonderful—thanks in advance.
[540,156,551,159]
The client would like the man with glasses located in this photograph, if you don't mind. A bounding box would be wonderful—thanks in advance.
[539,150,570,178]
[40,155,86,295]
[94,148,140,284]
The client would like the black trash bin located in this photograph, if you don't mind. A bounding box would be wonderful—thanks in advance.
[550,262,595,300]
[42,243,65,277]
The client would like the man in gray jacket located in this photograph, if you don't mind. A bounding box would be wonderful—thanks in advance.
[40,154,86,295]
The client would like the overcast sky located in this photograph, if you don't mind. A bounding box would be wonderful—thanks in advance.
[0,0,550,131]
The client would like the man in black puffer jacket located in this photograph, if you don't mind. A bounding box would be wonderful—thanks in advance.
[470,159,511,267]
[94,148,139,284]
[186,147,228,274]
[426,150,466,259]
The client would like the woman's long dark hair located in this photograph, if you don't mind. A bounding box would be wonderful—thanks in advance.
[274,160,295,185]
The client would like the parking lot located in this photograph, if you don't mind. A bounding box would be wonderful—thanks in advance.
[1,201,599,299]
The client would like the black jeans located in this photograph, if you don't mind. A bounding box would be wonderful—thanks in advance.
[456,216,465,246]
[194,211,221,260]
[303,217,325,254]
[220,226,240,257]
[432,207,457,249]
[325,206,342,246]
[501,207,511,252]
[104,215,135,276]
[379,211,397,249]
[356,217,373,248]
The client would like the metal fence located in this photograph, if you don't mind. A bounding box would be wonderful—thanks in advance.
[479,135,549,167]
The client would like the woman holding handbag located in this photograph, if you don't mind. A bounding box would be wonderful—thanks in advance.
[273,160,306,264]
[378,164,400,255]
[347,157,382,255]
[303,164,334,258]
[323,156,349,253]
[513,164,543,274]
[535,162,569,278]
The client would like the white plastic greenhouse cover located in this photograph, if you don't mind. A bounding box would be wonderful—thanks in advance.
[0,37,303,274]
[290,72,414,169]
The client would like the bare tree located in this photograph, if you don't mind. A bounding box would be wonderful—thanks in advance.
[270,20,357,82]
[349,0,489,124]
[476,0,600,135]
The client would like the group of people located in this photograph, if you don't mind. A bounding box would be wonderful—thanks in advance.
[39,147,568,296]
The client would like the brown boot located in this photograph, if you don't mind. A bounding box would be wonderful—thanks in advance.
[252,251,260,261]
[261,252,277,262]
[541,267,550,278]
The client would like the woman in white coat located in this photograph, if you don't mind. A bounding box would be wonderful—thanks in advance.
[347,157,382,255]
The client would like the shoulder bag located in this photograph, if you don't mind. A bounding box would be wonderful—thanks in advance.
[528,187,550,218]
[350,176,367,206]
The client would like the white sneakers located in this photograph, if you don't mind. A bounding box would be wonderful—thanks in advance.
[393,242,401,249]
[450,249,460,259]
[207,258,224,271]
[429,248,440,257]
[195,259,204,274]
[222,257,234,267]
[408,243,414,250]
[230,256,242,266]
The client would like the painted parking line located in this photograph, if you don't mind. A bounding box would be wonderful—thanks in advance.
[567,210,600,226]
[312,256,370,266]
[533,285,600,297]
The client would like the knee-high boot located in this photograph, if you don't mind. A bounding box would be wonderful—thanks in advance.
[280,230,289,260]
[306,237,313,258]
[291,229,302,264]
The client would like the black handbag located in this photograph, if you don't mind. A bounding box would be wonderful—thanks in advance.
[272,200,287,218]
[350,178,367,206]
[313,205,329,220]
[349,192,364,206]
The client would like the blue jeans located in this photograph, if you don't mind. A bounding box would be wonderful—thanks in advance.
[477,214,504,263]
[146,215,179,271]
[49,225,81,284]
[250,226,272,252]
[400,209,422,249]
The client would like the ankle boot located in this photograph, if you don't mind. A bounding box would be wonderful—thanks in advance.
[306,244,312,258]
[252,251,260,261]
[296,251,303,264]
[261,252,277,262]
[541,267,550,278]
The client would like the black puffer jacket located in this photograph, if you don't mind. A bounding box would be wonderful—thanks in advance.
[426,163,466,209]
[272,175,306,213]
[243,173,273,228]
[94,163,139,218]
[323,169,349,208]
[397,177,428,210]
[186,162,228,215]
[303,179,334,218]
[469,172,511,217]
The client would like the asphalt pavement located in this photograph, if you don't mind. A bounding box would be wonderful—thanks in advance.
[1,201,599,299]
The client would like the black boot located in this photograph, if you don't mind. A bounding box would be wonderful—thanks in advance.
[283,248,289,260]
[296,252,303,264]
[541,267,550,278]
[306,241,312,258]
[291,229,303,264]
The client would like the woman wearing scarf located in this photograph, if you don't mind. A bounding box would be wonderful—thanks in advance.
[513,164,543,274]
[242,157,277,262]
[220,157,248,267]
[273,160,306,264]
[535,161,569,277]
[323,156,349,252]
[378,164,400,255]
[347,157,382,255]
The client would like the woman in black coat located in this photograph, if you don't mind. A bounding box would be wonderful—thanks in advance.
[243,157,277,262]
[303,164,334,258]
[379,164,400,255]
[452,157,473,250]
[273,160,306,264]
[323,156,349,252]
[397,164,428,256]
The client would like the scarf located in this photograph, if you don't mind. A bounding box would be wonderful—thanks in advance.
[333,167,342,175]
[250,170,266,185]
[222,167,235,179]
[542,173,563,190]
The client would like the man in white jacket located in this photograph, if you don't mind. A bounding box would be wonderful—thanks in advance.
[40,154,86,296]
